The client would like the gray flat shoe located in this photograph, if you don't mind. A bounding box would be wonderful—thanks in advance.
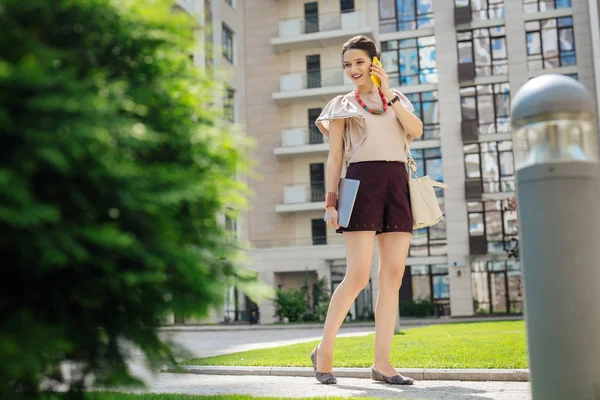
[371,365,415,385]
[310,346,337,385]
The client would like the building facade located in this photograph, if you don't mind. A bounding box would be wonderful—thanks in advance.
[177,0,600,324]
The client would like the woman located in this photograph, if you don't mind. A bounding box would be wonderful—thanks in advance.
[311,35,423,385]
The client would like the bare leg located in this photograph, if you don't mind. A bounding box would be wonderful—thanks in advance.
[316,231,376,372]
[374,232,412,376]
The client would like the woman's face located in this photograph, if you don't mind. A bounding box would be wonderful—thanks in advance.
[343,49,372,86]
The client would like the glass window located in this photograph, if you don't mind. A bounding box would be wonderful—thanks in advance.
[341,0,355,12]
[467,198,519,254]
[223,87,235,122]
[382,37,438,85]
[456,0,505,20]
[379,0,434,33]
[457,27,508,77]
[523,0,571,13]
[222,23,234,63]
[463,141,515,193]
[311,219,327,245]
[405,91,439,140]
[526,17,575,70]
[460,83,511,135]
[472,260,523,314]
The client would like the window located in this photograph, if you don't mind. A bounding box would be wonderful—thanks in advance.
[460,83,511,135]
[464,141,515,194]
[523,0,571,13]
[564,73,578,81]
[223,87,235,122]
[404,91,439,140]
[225,215,237,238]
[310,163,325,202]
[305,2,319,34]
[308,108,323,144]
[341,0,354,13]
[455,0,505,20]
[381,37,437,85]
[222,23,234,63]
[409,148,447,257]
[306,54,321,89]
[404,264,450,315]
[472,260,523,314]
[457,27,508,77]
[468,199,518,254]
[379,0,434,33]
[312,219,327,245]
[526,17,575,70]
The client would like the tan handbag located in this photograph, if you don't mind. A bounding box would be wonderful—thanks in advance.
[405,138,448,229]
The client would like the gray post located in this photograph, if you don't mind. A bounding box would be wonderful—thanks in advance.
[511,74,600,400]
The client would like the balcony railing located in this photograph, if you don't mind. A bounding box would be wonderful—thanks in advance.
[281,127,329,147]
[279,67,351,92]
[283,182,325,204]
[278,10,366,37]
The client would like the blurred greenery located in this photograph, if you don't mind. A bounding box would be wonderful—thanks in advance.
[0,0,268,398]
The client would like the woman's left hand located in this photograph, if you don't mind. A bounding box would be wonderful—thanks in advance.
[370,62,391,94]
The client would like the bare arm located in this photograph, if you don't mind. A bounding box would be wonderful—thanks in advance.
[325,118,345,196]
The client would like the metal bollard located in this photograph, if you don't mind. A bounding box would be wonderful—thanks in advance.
[511,74,600,400]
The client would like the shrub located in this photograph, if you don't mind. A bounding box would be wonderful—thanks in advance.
[0,0,263,398]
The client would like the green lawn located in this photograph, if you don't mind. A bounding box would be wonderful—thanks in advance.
[181,321,528,369]
[44,393,413,400]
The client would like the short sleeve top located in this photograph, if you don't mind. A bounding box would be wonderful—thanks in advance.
[314,89,414,164]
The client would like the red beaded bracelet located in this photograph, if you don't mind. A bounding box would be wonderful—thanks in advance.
[325,192,337,209]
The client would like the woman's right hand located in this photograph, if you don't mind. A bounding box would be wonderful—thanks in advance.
[326,207,340,230]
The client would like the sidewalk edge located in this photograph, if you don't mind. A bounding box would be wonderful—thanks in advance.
[164,366,529,382]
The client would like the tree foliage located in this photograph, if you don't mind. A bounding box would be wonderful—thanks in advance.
[0,0,260,397]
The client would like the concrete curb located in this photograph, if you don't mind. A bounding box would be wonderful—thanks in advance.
[164,365,529,382]
[159,316,524,332]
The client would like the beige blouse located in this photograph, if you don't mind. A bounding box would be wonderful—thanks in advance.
[315,88,414,164]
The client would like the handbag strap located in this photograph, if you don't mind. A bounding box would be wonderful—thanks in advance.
[405,135,418,179]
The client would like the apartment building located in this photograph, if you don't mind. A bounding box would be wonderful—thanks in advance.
[172,0,255,324]
[176,0,600,325]
[244,0,600,324]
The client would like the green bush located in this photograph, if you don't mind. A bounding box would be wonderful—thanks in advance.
[316,301,330,321]
[273,290,307,322]
[301,312,318,322]
[400,299,437,317]
[0,0,266,398]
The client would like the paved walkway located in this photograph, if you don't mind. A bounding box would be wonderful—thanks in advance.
[128,373,532,399]
[117,316,531,399]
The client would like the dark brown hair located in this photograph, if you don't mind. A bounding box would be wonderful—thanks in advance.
[341,35,381,65]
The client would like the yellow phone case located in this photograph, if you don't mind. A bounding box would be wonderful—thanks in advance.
[371,56,382,87]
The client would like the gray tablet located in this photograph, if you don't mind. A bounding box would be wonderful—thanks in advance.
[324,178,360,228]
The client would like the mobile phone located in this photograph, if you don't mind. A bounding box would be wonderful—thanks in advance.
[371,56,382,87]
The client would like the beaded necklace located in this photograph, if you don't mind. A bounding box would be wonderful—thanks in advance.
[354,87,388,115]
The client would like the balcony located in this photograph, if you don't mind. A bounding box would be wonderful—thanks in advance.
[274,127,329,158]
[276,182,325,213]
[272,10,372,52]
[274,67,353,104]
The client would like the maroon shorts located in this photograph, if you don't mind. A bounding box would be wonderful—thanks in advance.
[336,160,413,235]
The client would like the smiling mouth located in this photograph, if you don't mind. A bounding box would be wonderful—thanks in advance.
[351,74,363,80]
